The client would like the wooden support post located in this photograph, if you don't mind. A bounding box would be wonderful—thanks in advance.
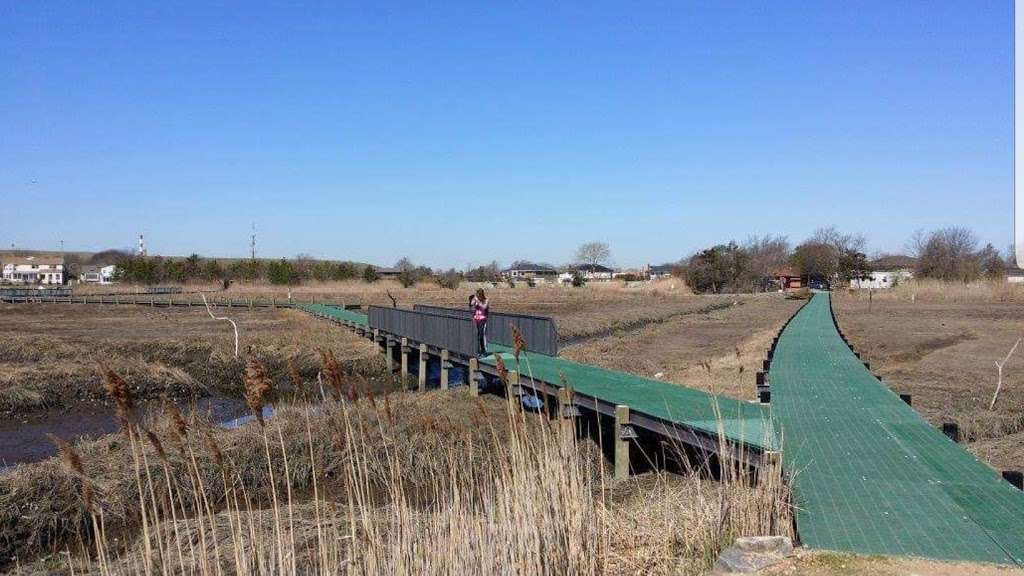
[418,344,428,392]
[271,297,276,309]
[614,405,630,482]
[468,358,480,396]
[508,370,520,409]
[249,299,254,309]
[558,386,575,441]
[385,338,395,373]
[762,450,782,471]
[440,349,450,390]
[400,338,409,385]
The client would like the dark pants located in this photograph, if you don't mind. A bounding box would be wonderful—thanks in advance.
[476,320,487,355]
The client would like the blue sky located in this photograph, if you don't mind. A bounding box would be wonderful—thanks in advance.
[0,2,1012,268]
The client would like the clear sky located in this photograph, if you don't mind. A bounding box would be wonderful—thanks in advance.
[1,2,1013,269]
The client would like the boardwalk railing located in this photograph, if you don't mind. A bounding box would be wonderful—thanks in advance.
[368,306,478,357]
[412,304,558,356]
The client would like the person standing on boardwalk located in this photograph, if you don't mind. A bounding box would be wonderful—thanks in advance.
[470,288,489,356]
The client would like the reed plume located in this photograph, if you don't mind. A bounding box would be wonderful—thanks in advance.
[243,355,274,426]
[203,430,224,469]
[494,354,509,385]
[512,325,527,361]
[287,357,306,399]
[48,434,94,511]
[164,400,189,457]
[101,367,134,435]
[318,348,344,401]
[144,428,168,462]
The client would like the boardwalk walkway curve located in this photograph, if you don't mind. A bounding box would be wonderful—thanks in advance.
[770,293,1024,565]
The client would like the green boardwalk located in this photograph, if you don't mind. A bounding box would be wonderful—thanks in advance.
[482,346,774,450]
[298,303,773,450]
[771,293,1024,565]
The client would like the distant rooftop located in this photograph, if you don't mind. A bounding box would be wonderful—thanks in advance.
[502,262,557,273]
[871,255,917,270]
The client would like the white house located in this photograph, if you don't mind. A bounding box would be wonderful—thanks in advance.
[851,255,916,290]
[79,264,118,284]
[2,256,66,285]
[851,270,913,289]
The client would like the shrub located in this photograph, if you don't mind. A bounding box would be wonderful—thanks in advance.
[362,265,379,283]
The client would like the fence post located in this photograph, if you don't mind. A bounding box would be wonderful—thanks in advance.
[400,338,410,385]
[272,297,276,309]
[418,344,428,392]
[440,349,450,390]
[615,405,631,482]
[469,358,480,397]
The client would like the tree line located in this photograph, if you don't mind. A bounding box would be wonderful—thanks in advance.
[106,252,500,289]
[681,226,1011,294]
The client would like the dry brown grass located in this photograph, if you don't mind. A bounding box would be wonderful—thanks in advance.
[0,304,382,414]
[4,387,791,575]
[564,295,801,400]
[845,278,1024,304]
[73,279,722,342]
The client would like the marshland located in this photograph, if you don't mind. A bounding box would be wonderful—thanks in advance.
[3,278,1023,574]
[0,281,796,574]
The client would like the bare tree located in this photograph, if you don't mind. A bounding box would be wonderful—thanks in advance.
[914,226,981,282]
[744,234,791,279]
[575,241,611,267]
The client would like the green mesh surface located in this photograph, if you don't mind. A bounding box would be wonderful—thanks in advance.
[480,346,773,450]
[298,303,369,325]
[771,293,1024,565]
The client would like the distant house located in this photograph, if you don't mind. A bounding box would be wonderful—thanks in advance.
[376,267,401,279]
[648,264,676,280]
[502,262,558,283]
[79,264,117,284]
[774,266,802,291]
[1007,267,1024,283]
[2,256,66,285]
[573,263,615,281]
[851,255,916,289]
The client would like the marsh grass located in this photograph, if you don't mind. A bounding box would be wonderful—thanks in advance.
[6,366,792,575]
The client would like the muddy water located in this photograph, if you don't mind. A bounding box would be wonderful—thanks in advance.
[0,396,255,471]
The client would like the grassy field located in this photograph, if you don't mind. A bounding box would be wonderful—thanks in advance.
[0,303,383,415]
[834,281,1024,472]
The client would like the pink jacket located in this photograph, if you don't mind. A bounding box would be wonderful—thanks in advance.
[471,296,489,323]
